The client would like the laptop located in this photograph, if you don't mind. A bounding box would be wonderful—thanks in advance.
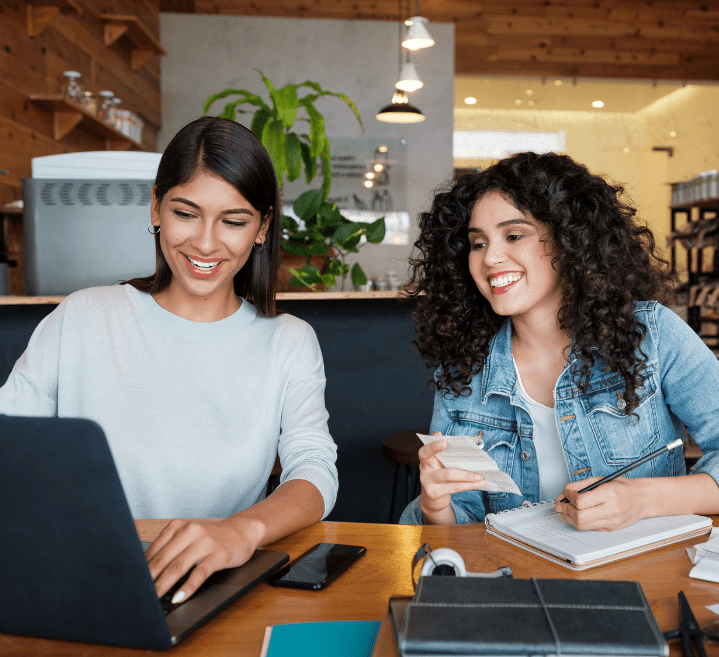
[0,415,289,650]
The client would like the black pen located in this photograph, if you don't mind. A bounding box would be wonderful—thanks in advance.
[560,438,684,501]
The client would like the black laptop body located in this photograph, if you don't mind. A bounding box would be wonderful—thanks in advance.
[0,415,289,650]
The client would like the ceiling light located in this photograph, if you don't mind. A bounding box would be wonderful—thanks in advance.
[396,62,423,92]
[365,172,376,179]
[515,99,522,105]
[376,90,425,123]
[624,147,630,153]
[378,145,388,153]
[464,96,477,105]
[526,89,534,96]
[374,163,384,172]
[670,131,677,138]
[554,80,563,85]
[364,180,374,188]
[402,16,434,50]
[592,100,605,108]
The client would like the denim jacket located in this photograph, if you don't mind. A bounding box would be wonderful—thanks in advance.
[400,302,719,525]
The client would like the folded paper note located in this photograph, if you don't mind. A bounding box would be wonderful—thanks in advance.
[417,434,521,495]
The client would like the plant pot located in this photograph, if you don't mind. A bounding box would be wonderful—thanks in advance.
[276,248,331,292]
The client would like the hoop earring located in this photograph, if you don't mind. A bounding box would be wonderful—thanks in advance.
[253,241,264,252]
[147,223,160,235]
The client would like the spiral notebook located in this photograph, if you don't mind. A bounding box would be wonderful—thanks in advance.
[485,500,712,570]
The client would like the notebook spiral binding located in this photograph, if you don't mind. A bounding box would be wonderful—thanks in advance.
[490,499,554,516]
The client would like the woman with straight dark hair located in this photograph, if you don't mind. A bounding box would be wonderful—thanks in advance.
[400,151,719,530]
[0,116,338,604]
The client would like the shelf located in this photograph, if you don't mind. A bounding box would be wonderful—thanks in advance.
[670,196,719,211]
[100,14,166,71]
[28,95,142,150]
[25,0,83,37]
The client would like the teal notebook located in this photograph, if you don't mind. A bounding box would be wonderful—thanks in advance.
[259,620,381,657]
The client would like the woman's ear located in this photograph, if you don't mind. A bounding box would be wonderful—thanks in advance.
[258,207,273,242]
[150,185,161,229]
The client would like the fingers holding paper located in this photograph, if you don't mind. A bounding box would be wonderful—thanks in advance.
[554,476,643,532]
[418,435,487,524]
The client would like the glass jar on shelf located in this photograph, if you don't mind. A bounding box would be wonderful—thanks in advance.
[97,90,115,123]
[111,98,123,130]
[62,71,83,104]
[79,91,97,115]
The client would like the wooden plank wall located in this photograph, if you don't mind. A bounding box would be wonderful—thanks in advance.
[0,1,161,205]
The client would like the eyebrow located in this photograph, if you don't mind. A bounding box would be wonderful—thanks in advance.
[170,197,255,215]
[468,218,535,234]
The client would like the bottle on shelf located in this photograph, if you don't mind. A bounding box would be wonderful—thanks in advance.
[98,91,115,123]
[111,98,123,130]
[62,71,84,104]
[80,90,97,115]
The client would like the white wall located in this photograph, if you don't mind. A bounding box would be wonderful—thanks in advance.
[159,14,454,285]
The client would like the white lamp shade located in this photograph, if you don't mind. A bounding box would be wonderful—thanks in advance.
[402,16,435,51]
[396,62,423,92]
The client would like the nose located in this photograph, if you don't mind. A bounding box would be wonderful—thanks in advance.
[193,219,220,255]
[483,240,506,266]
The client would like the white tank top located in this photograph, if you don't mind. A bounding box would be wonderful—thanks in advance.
[513,359,571,500]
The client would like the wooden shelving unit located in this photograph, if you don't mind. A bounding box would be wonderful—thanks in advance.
[100,14,167,71]
[25,0,83,37]
[28,95,142,150]
[668,193,719,354]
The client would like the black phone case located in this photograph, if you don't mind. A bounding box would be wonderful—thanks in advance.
[268,543,366,590]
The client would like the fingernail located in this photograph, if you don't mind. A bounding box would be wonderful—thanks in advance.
[171,590,186,604]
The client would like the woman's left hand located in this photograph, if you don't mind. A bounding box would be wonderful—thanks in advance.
[553,476,644,531]
[145,516,263,604]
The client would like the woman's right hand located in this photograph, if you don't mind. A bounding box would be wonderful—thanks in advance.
[418,432,486,524]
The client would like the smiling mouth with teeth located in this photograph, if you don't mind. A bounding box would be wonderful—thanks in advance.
[488,272,523,294]
[184,254,222,276]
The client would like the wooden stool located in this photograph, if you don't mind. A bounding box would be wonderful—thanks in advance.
[382,428,428,523]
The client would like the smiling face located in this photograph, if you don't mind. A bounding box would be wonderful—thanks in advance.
[468,192,562,324]
[150,171,270,321]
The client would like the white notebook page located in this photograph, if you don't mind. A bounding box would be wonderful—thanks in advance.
[487,505,711,564]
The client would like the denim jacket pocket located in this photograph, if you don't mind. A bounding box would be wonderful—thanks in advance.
[580,373,660,468]
[448,411,519,512]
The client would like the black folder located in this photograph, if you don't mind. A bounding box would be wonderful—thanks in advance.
[393,576,669,656]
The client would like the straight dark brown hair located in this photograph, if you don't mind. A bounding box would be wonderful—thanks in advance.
[124,116,281,317]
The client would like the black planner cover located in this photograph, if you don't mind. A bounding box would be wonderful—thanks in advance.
[395,576,669,656]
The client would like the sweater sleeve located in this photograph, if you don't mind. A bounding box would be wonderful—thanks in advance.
[0,304,64,417]
[276,324,338,518]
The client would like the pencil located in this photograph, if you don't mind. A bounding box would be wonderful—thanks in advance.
[560,438,684,501]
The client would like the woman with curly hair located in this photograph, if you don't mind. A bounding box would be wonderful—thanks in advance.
[400,151,719,530]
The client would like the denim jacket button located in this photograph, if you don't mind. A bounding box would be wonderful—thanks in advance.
[617,399,627,410]
[520,450,531,461]
[520,500,532,508]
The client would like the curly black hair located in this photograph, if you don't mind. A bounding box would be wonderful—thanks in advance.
[408,151,675,417]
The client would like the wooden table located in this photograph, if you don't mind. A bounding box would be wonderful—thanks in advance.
[1,520,717,656]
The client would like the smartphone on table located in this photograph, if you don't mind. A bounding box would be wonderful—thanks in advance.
[267,543,366,590]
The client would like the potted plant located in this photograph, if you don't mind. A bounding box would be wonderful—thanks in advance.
[204,71,385,292]
[203,70,362,202]
[282,189,385,291]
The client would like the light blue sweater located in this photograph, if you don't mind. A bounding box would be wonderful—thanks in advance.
[0,285,338,519]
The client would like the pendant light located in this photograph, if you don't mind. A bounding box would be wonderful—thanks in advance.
[376,90,425,123]
[396,59,423,93]
[376,0,426,123]
[402,16,434,51]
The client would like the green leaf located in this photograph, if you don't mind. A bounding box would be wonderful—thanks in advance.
[339,234,362,252]
[281,215,299,232]
[250,107,272,139]
[300,142,318,184]
[289,265,323,289]
[261,119,286,187]
[365,217,386,244]
[326,259,344,276]
[273,84,300,130]
[317,202,344,229]
[285,133,302,182]
[351,263,367,287]
[293,189,324,222]
[281,240,311,259]
[302,101,326,159]
[319,145,332,202]
[306,241,330,256]
[333,221,364,246]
